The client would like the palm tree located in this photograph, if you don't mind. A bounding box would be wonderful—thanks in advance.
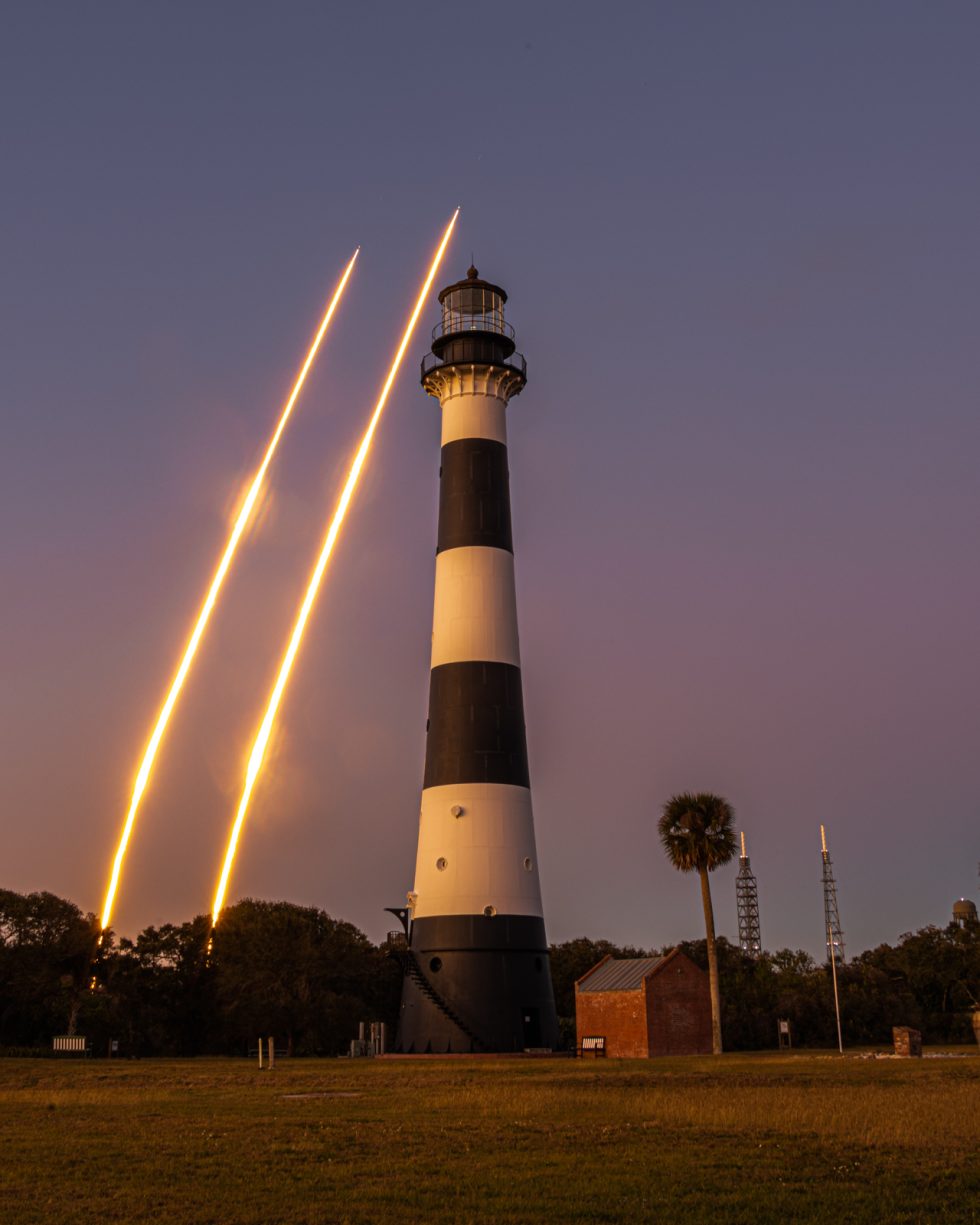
[658,792,738,1054]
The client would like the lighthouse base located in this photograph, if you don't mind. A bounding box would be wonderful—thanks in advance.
[395,914,559,1053]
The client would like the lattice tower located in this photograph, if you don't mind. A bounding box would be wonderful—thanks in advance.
[735,831,762,957]
[820,824,845,964]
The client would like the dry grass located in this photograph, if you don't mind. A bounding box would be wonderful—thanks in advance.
[0,1051,977,1224]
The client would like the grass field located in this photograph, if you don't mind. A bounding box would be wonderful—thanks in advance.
[1,1051,977,1224]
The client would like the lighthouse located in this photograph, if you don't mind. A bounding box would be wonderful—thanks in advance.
[394,266,559,1053]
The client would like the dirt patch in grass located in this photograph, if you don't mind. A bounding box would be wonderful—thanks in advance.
[281,1092,363,1100]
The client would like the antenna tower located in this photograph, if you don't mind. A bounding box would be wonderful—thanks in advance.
[735,831,762,956]
[820,824,845,964]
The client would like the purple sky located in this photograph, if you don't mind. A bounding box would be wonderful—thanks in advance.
[3,2,978,958]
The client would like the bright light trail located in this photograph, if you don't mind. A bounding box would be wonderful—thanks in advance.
[210,210,459,927]
[98,249,359,935]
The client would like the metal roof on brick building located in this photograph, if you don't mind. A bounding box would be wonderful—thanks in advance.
[576,956,669,993]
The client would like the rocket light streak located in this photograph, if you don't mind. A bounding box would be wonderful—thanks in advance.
[98,249,360,934]
[210,209,459,927]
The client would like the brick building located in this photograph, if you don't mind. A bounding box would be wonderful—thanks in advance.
[575,950,712,1057]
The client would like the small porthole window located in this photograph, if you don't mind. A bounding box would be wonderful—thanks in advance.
[483,905,497,918]
[436,857,448,871]
[523,857,533,872]
[429,957,442,973]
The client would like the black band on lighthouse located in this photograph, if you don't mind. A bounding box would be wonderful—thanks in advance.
[423,660,530,789]
[411,913,549,954]
[437,438,513,555]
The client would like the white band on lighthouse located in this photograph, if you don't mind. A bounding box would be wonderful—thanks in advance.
[412,782,542,919]
[430,547,522,669]
[440,388,510,446]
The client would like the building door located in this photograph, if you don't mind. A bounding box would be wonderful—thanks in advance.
[522,1006,542,1048]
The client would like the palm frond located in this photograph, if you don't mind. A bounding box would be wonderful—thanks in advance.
[658,792,738,874]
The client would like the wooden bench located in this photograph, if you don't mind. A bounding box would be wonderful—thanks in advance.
[52,1036,88,1056]
[578,1035,606,1058]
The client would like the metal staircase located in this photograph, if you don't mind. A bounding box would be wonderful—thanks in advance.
[389,942,487,1052]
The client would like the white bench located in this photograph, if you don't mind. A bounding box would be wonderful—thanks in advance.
[579,1035,606,1057]
[52,1036,88,1054]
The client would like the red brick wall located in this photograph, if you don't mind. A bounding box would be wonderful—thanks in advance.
[646,954,712,1055]
[575,986,648,1058]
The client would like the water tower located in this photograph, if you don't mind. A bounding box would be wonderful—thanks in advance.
[393,267,559,1053]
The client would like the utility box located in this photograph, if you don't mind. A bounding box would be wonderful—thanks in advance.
[350,1021,386,1057]
[892,1026,922,1057]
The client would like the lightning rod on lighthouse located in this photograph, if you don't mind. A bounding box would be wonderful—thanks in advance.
[393,266,559,1052]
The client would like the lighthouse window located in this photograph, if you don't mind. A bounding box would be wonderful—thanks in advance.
[436,857,448,871]
[441,286,505,335]
[429,957,443,973]
[523,858,533,872]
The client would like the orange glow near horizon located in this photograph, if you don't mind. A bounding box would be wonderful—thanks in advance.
[210,209,459,927]
[98,249,360,934]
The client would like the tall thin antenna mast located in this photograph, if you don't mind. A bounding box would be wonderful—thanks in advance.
[821,824,844,1054]
[820,824,845,964]
[736,831,762,957]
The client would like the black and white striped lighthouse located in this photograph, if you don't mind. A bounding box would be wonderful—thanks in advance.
[394,267,559,1053]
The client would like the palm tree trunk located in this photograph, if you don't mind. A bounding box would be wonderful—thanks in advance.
[67,992,81,1038]
[699,866,723,1054]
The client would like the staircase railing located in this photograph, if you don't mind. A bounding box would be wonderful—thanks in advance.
[389,946,487,1052]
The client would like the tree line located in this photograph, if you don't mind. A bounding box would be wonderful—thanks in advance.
[551,928,980,1049]
[0,890,399,1057]
[1,886,977,1055]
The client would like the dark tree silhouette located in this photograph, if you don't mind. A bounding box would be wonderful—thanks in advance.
[0,889,98,1044]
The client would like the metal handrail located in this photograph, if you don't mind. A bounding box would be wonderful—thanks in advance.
[421,350,526,379]
[432,314,516,342]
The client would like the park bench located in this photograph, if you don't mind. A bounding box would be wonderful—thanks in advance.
[578,1035,606,1058]
[52,1036,89,1056]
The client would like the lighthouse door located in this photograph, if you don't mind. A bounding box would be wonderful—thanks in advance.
[521,1007,542,1049]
